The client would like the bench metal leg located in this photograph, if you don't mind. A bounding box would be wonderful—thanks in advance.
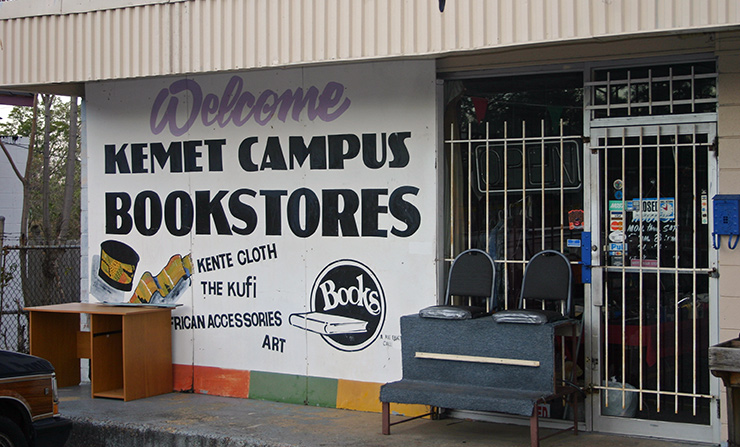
[382,403,438,435]
[530,406,539,447]
[382,402,390,435]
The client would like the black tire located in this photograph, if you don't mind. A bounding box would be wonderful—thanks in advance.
[0,416,27,447]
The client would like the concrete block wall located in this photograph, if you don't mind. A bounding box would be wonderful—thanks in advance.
[716,31,740,441]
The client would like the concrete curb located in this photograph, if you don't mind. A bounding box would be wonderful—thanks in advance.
[66,417,293,447]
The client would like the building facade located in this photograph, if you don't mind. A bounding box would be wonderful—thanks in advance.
[2,0,740,443]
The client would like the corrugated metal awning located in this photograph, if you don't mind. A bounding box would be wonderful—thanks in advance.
[0,0,739,94]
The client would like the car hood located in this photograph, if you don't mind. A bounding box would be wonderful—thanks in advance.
[0,350,54,378]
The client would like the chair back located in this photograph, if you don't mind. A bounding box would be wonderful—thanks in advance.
[445,249,496,311]
[518,250,572,317]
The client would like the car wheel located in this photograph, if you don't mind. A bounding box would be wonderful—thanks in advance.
[0,417,27,447]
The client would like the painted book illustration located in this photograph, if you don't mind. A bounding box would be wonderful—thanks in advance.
[129,253,193,304]
[289,312,368,335]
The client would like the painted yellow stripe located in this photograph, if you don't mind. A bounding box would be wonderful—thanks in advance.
[336,379,430,416]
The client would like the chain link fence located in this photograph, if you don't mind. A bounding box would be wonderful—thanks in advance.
[0,236,80,353]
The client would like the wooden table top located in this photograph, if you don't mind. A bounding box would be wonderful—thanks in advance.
[25,302,174,315]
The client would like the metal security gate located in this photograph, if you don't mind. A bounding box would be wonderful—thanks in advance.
[588,122,718,441]
[447,120,585,309]
[444,116,587,425]
[585,60,720,442]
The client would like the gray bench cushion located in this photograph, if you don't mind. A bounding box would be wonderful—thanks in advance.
[492,309,566,324]
[419,305,488,320]
[380,379,546,417]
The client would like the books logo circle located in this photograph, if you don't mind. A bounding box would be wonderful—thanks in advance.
[308,259,386,352]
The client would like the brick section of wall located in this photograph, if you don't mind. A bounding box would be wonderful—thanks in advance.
[715,33,740,440]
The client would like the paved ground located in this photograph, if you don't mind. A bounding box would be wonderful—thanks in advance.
[59,385,715,447]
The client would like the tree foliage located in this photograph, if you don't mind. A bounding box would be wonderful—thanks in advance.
[0,96,81,242]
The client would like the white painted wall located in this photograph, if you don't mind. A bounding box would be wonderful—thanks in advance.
[83,60,439,383]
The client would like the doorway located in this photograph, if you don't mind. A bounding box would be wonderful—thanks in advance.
[586,60,719,442]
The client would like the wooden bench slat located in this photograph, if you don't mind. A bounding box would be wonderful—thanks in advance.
[415,351,541,367]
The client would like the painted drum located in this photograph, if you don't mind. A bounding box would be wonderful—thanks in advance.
[98,240,140,291]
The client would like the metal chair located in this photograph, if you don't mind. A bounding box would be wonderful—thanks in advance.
[419,248,496,320]
[492,250,572,324]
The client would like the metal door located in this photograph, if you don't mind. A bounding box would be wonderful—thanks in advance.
[587,122,719,442]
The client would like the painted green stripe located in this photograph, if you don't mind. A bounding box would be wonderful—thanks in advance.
[249,371,338,408]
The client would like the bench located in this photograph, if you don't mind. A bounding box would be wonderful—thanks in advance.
[380,314,579,447]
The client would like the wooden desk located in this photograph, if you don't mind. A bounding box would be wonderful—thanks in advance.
[26,303,173,401]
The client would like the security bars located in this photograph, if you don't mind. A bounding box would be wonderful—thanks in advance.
[591,124,713,424]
